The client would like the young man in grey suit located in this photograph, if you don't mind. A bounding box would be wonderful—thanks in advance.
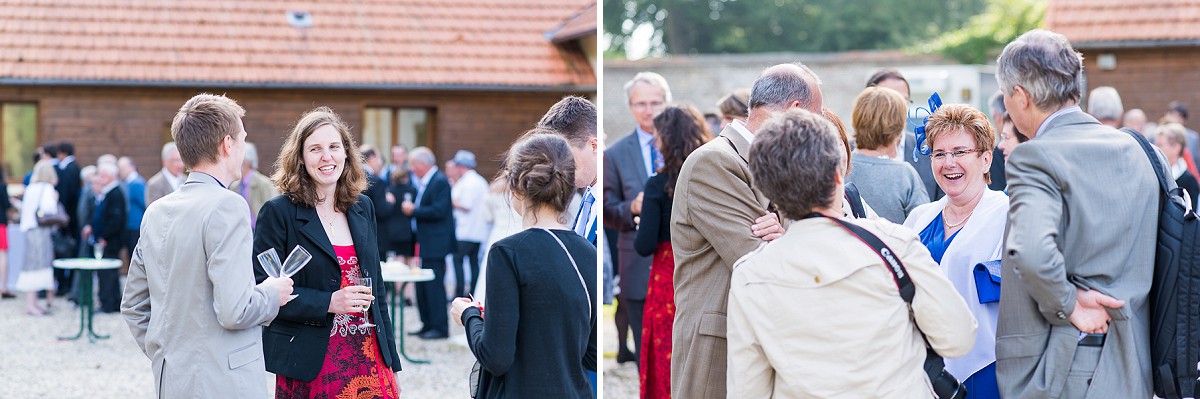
[670,64,808,399]
[997,30,1163,398]
[121,93,294,398]
[603,72,670,362]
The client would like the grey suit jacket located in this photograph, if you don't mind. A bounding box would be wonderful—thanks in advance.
[670,126,769,399]
[602,131,652,300]
[121,173,281,398]
[998,110,1160,399]
[145,171,185,207]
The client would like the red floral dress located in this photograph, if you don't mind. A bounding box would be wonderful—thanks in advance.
[640,242,676,399]
[276,245,400,399]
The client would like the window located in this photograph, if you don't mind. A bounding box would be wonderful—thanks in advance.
[2,103,37,182]
[362,107,434,161]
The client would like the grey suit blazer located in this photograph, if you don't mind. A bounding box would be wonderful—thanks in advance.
[998,110,1161,399]
[122,173,281,398]
[145,171,185,207]
[602,131,652,300]
[670,126,769,399]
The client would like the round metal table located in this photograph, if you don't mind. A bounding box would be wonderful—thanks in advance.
[381,261,435,364]
[52,258,122,343]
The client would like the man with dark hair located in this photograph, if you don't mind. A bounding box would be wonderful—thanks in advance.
[996,29,1160,398]
[670,63,811,399]
[52,140,81,296]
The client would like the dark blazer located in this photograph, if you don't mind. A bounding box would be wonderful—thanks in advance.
[363,171,393,256]
[904,132,943,201]
[384,182,417,247]
[252,194,399,382]
[90,187,126,258]
[602,131,652,300]
[634,173,671,257]
[413,170,456,259]
[56,160,82,238]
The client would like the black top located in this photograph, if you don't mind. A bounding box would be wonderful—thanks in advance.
[253,194,399,381]
[1177,169,1200,206]
[462,228,597,399]
[383,182,417,244]
[363,171,392,255]
[634,173,672,257]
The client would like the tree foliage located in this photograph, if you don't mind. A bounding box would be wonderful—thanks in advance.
[603,0,987,58]
[922,0,1045,64]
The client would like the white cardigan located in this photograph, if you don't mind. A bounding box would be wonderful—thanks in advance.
[903,189,1009,380]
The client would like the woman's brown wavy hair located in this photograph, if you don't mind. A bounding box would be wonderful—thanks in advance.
[271,107,367,212]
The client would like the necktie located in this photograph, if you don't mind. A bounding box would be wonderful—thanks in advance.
[574,189,594,238]
[648,141,662,176]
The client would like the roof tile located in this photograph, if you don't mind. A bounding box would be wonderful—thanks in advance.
[0,0,595,87]
[1048,0,1200,43]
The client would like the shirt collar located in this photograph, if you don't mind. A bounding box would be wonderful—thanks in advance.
[95,181,119,200]
[636,126,655,147]
[730,119,755,145]
[418,166,438,187]
[123,171,140,184]
[1034,105,1082,139]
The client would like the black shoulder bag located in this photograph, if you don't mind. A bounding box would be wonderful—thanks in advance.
[808,213,967,399]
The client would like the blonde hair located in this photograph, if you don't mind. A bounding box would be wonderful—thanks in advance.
[30,159,58,185]
[851,87,907,150]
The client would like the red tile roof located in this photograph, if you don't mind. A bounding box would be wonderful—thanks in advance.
[547,2,596,43]
[0,0,596,89]
[1047,0,1200,44]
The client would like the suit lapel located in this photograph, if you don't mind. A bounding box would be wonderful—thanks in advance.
[624,130,649,182]
[720,125,752,163]
[296,206,337,263]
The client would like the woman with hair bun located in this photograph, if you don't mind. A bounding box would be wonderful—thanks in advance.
[450,132,598,398]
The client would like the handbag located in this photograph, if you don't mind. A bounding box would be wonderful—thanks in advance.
[973,260,1002,303]
[37,203,69,228]
[468,229,592,398]
[808,213,967,399]
[51,227,78,259]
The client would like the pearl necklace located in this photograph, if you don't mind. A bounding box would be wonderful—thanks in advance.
[944,207,975,229]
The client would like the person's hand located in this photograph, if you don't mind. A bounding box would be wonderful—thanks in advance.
[328,285,374,314]
[385,192,396,204]
[631,192,644,216]
[1069,287,1125,334]
[401,201,415,216]
[81,225,92,239]
[450,297,481,326]
[259,277,294,306]
[752,213,784,242]
[97,238,107,247]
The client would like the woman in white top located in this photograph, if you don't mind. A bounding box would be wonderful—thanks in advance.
[473,178,522,299]
[903,104,1008,399]
[18,160,60,315]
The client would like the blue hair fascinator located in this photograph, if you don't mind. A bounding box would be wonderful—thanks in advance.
[910,92,943,162]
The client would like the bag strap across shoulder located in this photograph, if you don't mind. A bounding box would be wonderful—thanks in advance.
[537,228,593,317]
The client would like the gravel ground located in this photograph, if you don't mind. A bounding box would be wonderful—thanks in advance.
[602,303,639,399]
[0,281,480,398]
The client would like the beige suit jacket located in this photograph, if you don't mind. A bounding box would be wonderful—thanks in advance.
[121,173,280,398]
[228,170,278,220]
[670,126,769,399]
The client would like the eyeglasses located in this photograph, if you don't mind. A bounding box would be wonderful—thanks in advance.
[630,101,664,111]
[929,148,983,162]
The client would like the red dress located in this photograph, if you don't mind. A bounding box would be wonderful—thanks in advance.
[640,242,675,399]
[276,245,400,399]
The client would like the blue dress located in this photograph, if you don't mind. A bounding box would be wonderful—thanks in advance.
[919,213,999,399]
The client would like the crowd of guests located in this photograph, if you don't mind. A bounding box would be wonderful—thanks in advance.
[1,92,600,398]
[609,29,1186,399]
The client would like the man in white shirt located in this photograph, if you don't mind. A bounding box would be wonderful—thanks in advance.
[145,142,187,206]
[445,150,489,298]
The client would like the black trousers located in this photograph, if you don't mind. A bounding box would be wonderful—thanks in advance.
[415,256,449,335]
[625,297,646,355]
[96,268,121,312]
[453,241,481,298]
[615,294,632,356]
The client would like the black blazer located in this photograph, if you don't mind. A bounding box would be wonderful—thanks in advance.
[56,161,82,238]
[363,172,393,256]
[253,194,400,382]
[413,170,456,259]
[384,182,417,245]
[90,187,127,258]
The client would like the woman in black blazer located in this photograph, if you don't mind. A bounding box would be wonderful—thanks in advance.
[254,107,400,398]
[382,166,417,259]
